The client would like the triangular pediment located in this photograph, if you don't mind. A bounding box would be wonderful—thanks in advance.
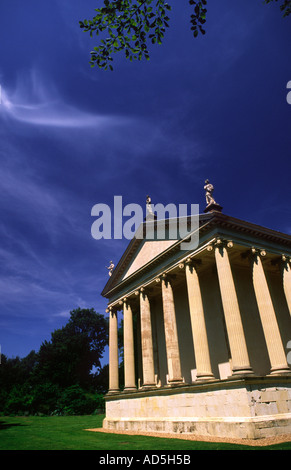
[101,214,210,296]
[101,219,182,296]
[121,238,177,280]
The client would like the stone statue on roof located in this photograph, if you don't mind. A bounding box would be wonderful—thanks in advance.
[106,260,115,276]
[146,195,156,220]
[203,180,223,213]
[146,195,153,212]
[204,179,216,206]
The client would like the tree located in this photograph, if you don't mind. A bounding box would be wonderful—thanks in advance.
[35,308,108,388]
[80,0,291,70]
[0,351,38,392]
[92,363,109,393]
[0,309,109,415]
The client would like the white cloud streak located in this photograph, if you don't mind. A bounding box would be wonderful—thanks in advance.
[0,68,123,128]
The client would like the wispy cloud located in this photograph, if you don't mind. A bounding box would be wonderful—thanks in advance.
[0,68,123,128]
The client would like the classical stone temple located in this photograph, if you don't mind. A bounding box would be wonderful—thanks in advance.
[101,185,291,440]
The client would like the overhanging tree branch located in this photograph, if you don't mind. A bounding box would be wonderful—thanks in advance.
[79,0,290,70]
[80,0,172,70]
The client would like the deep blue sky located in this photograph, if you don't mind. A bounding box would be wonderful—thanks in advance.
[0,1,290,364]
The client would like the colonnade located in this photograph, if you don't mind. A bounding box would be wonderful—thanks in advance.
[108,239,291,393]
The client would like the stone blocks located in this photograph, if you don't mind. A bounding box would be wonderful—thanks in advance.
[103,378,291,440]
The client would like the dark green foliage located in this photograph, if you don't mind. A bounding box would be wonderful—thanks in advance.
[91,363,109,394]
[0,352,38,392]
[80,0,172,70]
[0,308,108,416]
[265,0,291,17]
[2,384,34,415]
[189,0,207,38]
[52,385,105,415]
[29,382,62,415]
[35,308,108,388]
[80,0,290,69]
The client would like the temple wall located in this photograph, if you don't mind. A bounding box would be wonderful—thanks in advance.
[104,379,291,439]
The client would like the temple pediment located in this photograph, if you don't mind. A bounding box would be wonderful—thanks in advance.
[121,238,178,280]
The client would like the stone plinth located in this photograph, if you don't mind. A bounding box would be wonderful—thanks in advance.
[204,203,223,213]
[103,377,291,440]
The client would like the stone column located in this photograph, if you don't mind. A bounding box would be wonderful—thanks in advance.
[160,274,183,384]
[183,260,215,381]
[139,288,156,388]
[108,308,119,393]
[123,298,137,391]
[282,256,291,317]
[213,239,253,376]
[251,249,290,375]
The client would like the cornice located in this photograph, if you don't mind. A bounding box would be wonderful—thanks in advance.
[101,212,291,298]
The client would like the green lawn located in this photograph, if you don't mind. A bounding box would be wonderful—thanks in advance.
[0,415,291,450]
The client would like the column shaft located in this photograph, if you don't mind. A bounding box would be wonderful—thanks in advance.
[283,261,291,317]
[123,300,136,390]
[140,290,156,387]
[161,277,183,384]
[252,254,290,374]
[108,310,119,393]
[215,244,253,376]
[185,263,214,381]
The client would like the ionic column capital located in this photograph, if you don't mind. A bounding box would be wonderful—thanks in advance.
[116,295,136,309]
[134,287,144,296]
[241,247,267,263]
[161,271,175,279]
[106,305,119,315]
[269,254,291,270]
[179,257,202,268]
[107,306,117,315]
[135,286,152,300]
[250,247,267,258]
[207,238,234,252]
[281,254,291,267]
[121,296,134,310]
[160,272,176,287]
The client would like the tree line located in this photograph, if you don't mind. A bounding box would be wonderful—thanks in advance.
[0,308,113,416]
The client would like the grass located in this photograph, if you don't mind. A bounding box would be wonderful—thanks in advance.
[0,415,291,450]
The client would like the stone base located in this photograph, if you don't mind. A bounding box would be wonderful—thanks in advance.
[103,377,291,440]
[204,203,223,213]
[103,415,291,441]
